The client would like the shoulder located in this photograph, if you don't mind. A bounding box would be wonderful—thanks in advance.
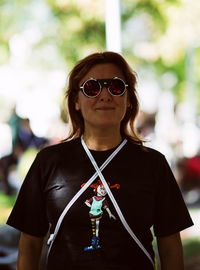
[37,138,80,158]
[32,138,81,169]
[125,140,166,163]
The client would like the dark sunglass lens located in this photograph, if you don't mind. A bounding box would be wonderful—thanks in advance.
[109,79,125,95]
[83,80,100,97]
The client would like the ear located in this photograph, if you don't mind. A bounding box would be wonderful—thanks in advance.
[75,97,81,111]
[126,93,131,108]
[127,100,131,109]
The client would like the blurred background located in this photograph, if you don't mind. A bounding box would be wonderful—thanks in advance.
[0,0,200,269]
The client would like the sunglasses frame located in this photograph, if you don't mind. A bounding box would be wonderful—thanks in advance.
[79,77,128,98]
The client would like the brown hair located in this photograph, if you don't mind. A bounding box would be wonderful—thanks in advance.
[65,51,143,145]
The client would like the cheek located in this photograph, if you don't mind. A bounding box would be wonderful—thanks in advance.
[118,96,129,111]
[75,94,96,113]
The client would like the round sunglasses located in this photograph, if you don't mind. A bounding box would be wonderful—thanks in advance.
[79,77,128,98]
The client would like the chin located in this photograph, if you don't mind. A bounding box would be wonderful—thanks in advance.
[96,122,120,129]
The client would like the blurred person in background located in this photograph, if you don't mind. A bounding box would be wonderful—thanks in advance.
[7,106,22,150]
[7,107,47,151]
[0,141,24,195]
[179,153,200,191]
[0,116,47,195]
[7,51,193,270]
[177,148,200,205]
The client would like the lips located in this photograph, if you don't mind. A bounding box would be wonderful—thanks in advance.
[95,107,115,111]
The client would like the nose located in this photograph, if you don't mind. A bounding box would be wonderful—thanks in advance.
[99,87,112,101]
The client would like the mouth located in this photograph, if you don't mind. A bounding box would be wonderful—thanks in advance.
[95,107,115,111]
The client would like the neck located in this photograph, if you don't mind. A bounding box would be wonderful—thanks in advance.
[82,128,122,151]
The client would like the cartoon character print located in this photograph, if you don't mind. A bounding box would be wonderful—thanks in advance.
[81,180,120,251]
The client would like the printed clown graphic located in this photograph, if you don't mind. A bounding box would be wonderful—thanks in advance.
[81,180,120,251]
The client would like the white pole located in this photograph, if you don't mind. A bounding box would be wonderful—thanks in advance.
[105,0,121,53]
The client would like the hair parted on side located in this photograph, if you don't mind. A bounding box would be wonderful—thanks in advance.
[64,51,143,145]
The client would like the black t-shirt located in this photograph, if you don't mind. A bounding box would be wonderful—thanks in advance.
[7,138,193,270]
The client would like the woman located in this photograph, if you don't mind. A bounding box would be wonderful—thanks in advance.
[7,51,193,270]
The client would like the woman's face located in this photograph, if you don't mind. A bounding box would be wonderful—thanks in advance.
[75,63,130,132]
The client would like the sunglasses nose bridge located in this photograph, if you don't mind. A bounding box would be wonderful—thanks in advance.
[99,80,112,95]
[99,87,114,100]
[99,80,108,89]
[95,81,111,98]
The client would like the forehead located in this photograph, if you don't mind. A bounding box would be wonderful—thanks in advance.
[80,63,125,84]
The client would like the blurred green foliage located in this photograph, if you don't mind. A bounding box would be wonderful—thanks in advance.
[0,0,199,110]
[0,192,16,224]
[45,0,106,68]
[0,192,16,208]
[183,237,200,258]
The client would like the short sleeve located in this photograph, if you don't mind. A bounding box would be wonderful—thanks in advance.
[7,152,49,237]
[153,154,193,237]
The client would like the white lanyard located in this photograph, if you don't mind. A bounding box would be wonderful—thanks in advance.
[47,137,128,259]
[81,137,154,266]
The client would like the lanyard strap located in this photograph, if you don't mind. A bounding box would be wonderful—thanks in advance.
[47,137,127,258]
[81,137,154,266]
